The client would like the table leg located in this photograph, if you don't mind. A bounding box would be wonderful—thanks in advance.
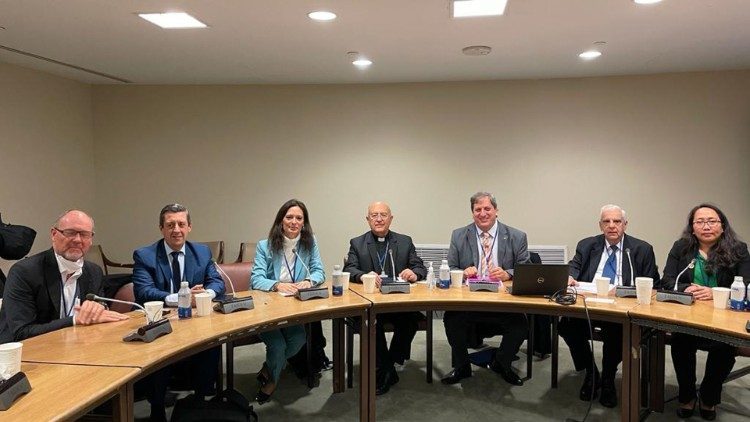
[333,318,345,393]
[112,381,133,422]
[426,310,433,384]
[623,321,642,422]
[649,330,665,412]
[359,309,373,422]
[551,316,558,388]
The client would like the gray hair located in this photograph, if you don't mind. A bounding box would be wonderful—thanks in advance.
[470,192,497,210]
[159,203,190,227]
[600,204,627,222]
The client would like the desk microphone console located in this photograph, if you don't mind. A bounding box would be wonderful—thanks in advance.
[296,287,329,301]
[655,290,694,305]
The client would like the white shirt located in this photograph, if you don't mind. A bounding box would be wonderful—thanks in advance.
[595,237,624,285]
[279,235,300,282]
[475,220,499,275]
[54,253,82,321]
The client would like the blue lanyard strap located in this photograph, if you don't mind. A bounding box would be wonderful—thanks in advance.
[60,278,80,317]
[283,253,298,282]
[376,241,390,274]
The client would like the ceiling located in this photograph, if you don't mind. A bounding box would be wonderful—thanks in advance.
[1,0,749,85]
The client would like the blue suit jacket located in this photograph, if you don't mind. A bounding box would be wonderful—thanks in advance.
[251,238,325,291]
[132,240,225,304]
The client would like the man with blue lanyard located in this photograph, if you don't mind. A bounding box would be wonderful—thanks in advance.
[0,209,127,343]
[562,204,659,408]
[132,203,225,421]
[442,192,530,386]
[345,201,427,395]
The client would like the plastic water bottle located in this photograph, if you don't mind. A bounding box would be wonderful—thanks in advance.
[178,281,192,319]
[746,283,750,312]
[729,276,745,311]
[426,262,435,291]
[332,264,343,296]
[438,260,450,289]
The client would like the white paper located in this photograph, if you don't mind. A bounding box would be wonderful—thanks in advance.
[586,297,616,304]
[573,282,614,294]
[277,291,295,297]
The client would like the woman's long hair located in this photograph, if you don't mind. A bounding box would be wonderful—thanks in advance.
[268,199,314,254]
[679,203,743,273]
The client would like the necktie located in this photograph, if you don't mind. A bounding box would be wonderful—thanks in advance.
[602,245,618,284]
[481,231,492,276]
[171,251,182,292]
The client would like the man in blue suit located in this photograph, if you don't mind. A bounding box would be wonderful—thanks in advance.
[132,203,225,421]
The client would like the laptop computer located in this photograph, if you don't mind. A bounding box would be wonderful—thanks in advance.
[508,263,569,296]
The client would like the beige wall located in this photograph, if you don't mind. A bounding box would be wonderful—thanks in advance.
[90,70,750,274]
[0,63,95,274]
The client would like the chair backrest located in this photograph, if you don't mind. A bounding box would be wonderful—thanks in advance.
[111,282,135,313]
[529,252,542,264]
[197,241,225,264]
[236,242,257,263]
[217,262,252,293]
[85,244,108,275]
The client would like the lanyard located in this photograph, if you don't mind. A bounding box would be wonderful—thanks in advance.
[376,241,390,276]
[283,253,298,282]
[476,226,499,272]
[60,278,80,317]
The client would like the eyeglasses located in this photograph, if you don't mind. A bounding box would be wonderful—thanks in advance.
[53,227,95,240]
[693,219,721,228]
[600,219,624,226]
[368,212,390,220]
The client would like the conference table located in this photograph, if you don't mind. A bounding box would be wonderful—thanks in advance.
[629,298,750,417]
[16,290,371,421]
[349,282,640,422]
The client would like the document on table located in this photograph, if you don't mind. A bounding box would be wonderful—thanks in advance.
[573,282,614,294]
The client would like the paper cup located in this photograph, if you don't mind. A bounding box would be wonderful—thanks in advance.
[595,276,611,297]
[362,274,377,294]
[144,301,164,323]
[450,270,464,288]
[712,287,731,309]
[635,277,654,305]
[195,293,213,317]
[0,342,22,380]
[341,272,351,292]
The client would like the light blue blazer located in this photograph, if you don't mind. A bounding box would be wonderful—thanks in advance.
[251,238,326,291]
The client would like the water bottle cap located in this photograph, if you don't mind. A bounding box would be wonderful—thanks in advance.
[442,259,448,264]
[334,264,341,270]
[734,276,744,282]
[180,281,189,287]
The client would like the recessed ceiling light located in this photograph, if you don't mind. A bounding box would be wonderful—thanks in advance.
[451,0,508,18]
[308,11,337,21]
[353,59,373,67]
[579,50,602,60]
[634,0,663,4]
[138,12,207,29]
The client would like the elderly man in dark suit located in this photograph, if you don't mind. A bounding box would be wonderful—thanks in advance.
[0,210,127,343]
[442,192,530,386]
[345,201,426,395]
[562,204,659,408]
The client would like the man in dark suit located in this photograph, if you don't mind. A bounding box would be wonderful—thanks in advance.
[0,210,127,343]
[345,201,426,395]
[561,204,659,408]
[132,203,225,421]
[442,192,530,386]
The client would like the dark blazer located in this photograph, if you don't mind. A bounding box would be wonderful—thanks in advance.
[569,234,660,287]
[345,231,426,282]
[447,221,530,275]
[132,240,225,304]
[0,248,104,343]
[661,238,750,291]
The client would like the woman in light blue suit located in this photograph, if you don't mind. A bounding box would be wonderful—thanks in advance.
[251,199,325,403]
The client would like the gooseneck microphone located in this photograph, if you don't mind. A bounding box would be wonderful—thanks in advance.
[86,293,146,316]
[615,248,638,298]
[389,249,398,281]
[212,260,254,314]
[292,248,312,282]
[213,260,236,297]
[674,258,696,291]
[625,248,634,287]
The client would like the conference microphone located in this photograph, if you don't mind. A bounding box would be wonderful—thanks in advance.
[656,258,696,305]
[615,248,638,298]
[389,249,398,282]
[212,260,254,314]
[292,248,312,281]
[380,248,411,294]
[86,293,147,318]
[85,294,174,343]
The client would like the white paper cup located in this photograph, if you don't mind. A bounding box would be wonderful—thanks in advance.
[595,276,611,297]
[195,293,212,317]
[144,301,164,323]
[0,342,22,380]
[450,270,464,288]
[712,287,731,309]
[341,272,351,292]
[362,274,377,294]
[635,277,654,305]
